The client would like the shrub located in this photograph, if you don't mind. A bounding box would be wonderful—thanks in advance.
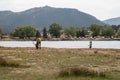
[59,66,106,77]
[0,46,4,48]
[0,56,8,66]
[0,56,20,67]
[94,50,98,54]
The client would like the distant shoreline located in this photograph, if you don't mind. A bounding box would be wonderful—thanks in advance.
[0,37,120,41]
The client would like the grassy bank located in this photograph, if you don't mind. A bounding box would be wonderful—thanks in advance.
[0,47,120,80]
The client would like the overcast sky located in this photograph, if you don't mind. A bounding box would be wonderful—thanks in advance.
[0,0,120,20]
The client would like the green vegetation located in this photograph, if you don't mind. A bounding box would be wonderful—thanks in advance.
[36,30,41,38]
[76,27,88,38]
[49,23,62,38]
[90,24,101,37]
[0,28,2,34]
[117,27,120,37]
[101,27,115,38]
[1,23,120,40]
[43,27,48,39]
[64,27,76,37]
[0,48,120,80]
[13,26,36,39]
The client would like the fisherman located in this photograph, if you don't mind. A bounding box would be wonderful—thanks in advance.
[35,37,41,49]
[89,40,92,49]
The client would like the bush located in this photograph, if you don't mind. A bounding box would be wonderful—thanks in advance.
[0,46,4,48]
[0,56,8,66]
[59,66,106,77]
[0,57,20,67]
[94,50,98,54]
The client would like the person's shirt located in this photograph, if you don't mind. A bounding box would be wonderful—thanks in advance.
[36,38,41,43]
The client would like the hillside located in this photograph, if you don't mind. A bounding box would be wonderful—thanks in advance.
[0,6,105,33]
[103,17,120,25]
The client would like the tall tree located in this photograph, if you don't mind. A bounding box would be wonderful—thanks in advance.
[25,26,37,38]
[101,27,115,38]
[49,23,62,38]
[36,30,41,38]
[43,27,47,39]
[90,24,101,37]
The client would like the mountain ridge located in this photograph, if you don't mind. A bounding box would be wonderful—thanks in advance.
[103,17,120,25]
[0,6,105,33]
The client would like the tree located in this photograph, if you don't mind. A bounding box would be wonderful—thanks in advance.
[76,28,88,38]
[13,27,24,39]
[25,26,36,38]
[43,27,48,39]
[90,24,101,37]
[0,28,2,34]
[117,27,120,37]
[0,28,3,39]
[13,26,36,39]
[101,27,115,38]
[112,25,120,32]
[49,23,62,38]
[64,27,76,37]
[76,30,81,38]
[36,30,41,38]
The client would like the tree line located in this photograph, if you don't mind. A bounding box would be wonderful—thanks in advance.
[0,23,120,39]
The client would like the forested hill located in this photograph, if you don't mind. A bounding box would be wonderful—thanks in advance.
[0,6,105,33]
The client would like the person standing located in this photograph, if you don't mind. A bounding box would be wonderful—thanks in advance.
[36,37,41,49]
[89,41,92,49]
[35,30,41,49]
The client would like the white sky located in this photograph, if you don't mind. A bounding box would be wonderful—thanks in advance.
[0,0,120,20]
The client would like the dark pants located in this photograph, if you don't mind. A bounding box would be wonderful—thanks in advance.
[89,45,92,48]
[36,42,41,49]
[89,41,92,49]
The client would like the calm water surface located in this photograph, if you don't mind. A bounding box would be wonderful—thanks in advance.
[0,41,120,49]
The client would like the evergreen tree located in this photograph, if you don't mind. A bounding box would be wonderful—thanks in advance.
[36,30,41,38]
[43,27,48,38]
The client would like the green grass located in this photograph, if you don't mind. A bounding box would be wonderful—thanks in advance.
[0,48,120,80]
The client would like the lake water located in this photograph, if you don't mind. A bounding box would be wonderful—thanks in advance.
[0,41,120,49]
